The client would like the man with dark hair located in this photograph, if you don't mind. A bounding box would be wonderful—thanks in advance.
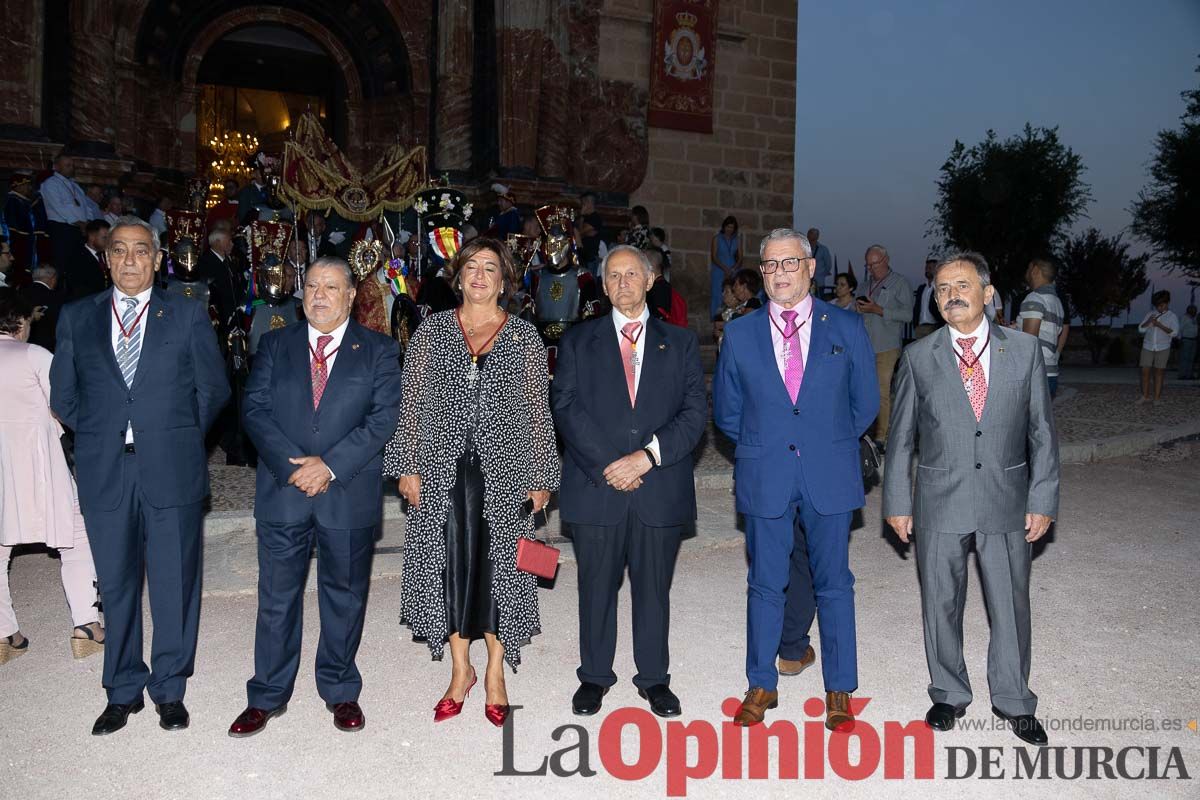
[807,227,833,290]
[884,252,1058,747]
[65,219,112,299]
[20,265,63,352]
[1017,257,1068,397]
[912,258,943,339]
[578,191,605,275]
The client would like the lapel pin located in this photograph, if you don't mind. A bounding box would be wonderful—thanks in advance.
[820,313,828,321]
[155,309,164,318]
[997,346,1005,353]
[658,343,666,350]
[351,343,361,351]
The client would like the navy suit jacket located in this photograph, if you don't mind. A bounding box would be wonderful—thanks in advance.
[243,320,401,530]
[49,288,230,512]
[552,314,707,527]
[713,299,880,518]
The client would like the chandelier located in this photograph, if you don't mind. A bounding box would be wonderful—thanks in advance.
[206,131,260,207]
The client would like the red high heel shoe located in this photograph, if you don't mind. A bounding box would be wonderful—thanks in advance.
[484,702,511,728]
[433,667,477,722]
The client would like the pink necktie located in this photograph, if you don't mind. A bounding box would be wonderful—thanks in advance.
[956,336,988,421]
[781,310,804,404]
[620,321,643,407]
[311,334,333,409]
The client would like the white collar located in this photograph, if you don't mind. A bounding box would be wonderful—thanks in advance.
[308,317,350,346]
[611,304,650,332]
[948,316,990,349]
[113,285,153,307]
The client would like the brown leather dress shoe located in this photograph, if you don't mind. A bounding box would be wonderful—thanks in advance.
[733,687,779,727]
[228,705,287,738]
[777,645,816,677]
[327,701,365,732]
[825,691,854,732]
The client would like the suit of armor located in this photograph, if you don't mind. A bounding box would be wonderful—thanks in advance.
[530,204,598,348]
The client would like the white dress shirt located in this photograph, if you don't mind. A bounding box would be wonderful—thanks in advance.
[767,295,814,386]
[110,286,153,443]
[1139,310,1179,352]
[308,317,349,373]
[307,317,350,480]
[610,305,661,462]
[948,317,992,384]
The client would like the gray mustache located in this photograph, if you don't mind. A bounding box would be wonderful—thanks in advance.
[944,299,968,309]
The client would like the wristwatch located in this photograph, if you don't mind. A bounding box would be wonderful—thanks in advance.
[642,447,659,468]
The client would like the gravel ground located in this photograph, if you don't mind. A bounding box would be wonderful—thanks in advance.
[3,448,1198,799]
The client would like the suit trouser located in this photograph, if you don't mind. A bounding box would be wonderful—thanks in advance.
[48,220,82,279]
[915,528,1037,717]
[571,508,682,690]
[0,504,99,637]
[745,460,856,693]
[777,514,816,660]
[873,347,901,441]
[246,518,374,709]
[82,454,203,705]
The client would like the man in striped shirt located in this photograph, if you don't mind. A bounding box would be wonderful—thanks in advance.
[1018,257,1069,397]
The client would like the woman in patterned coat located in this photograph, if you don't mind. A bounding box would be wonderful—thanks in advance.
[384,237,560,728]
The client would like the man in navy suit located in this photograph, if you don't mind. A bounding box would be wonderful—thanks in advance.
[713,228,879,730]
[50,215,230,735]
[228,257,401,737]
[553,245,706,718]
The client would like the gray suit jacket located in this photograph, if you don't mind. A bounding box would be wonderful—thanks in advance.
[881,323,1059,534]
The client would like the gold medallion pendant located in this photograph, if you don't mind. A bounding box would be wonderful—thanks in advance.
[270,314,287,330]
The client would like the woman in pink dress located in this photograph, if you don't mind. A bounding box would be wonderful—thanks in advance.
[0,288,103,665]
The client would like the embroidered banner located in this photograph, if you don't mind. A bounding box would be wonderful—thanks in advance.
[279,112,427,222]
[648,0,717,133]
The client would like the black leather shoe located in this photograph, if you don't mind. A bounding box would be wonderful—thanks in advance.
[993,706,1048,746]
[925,703,966,731]
[572,682,609,716]
[638,684,682,718]
[156,701,190,731]
[91,701,145,736]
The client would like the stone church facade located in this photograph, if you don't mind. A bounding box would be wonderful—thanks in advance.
[0,0,796,330]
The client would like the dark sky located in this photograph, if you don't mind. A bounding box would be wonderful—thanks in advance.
[793,0,1199,319]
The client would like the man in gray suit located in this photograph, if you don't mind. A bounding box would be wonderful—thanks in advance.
[883,252,1058,747]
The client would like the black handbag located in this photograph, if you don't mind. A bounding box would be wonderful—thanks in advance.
[859,435,881,483]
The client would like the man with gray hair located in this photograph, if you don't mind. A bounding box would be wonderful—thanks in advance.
[553,244,706,719]
[714,228,879,731]
[51,215,230,735]
[856,244,912,448]
[883,252,1058,747]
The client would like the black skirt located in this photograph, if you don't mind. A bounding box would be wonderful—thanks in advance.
[442,443,501,641]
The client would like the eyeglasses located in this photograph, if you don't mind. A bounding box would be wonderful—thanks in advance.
[759,256,812,274]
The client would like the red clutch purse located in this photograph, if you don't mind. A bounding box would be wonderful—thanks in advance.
[516,537,560,579]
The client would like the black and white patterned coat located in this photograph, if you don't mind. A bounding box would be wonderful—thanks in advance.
[383,310,561,669]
